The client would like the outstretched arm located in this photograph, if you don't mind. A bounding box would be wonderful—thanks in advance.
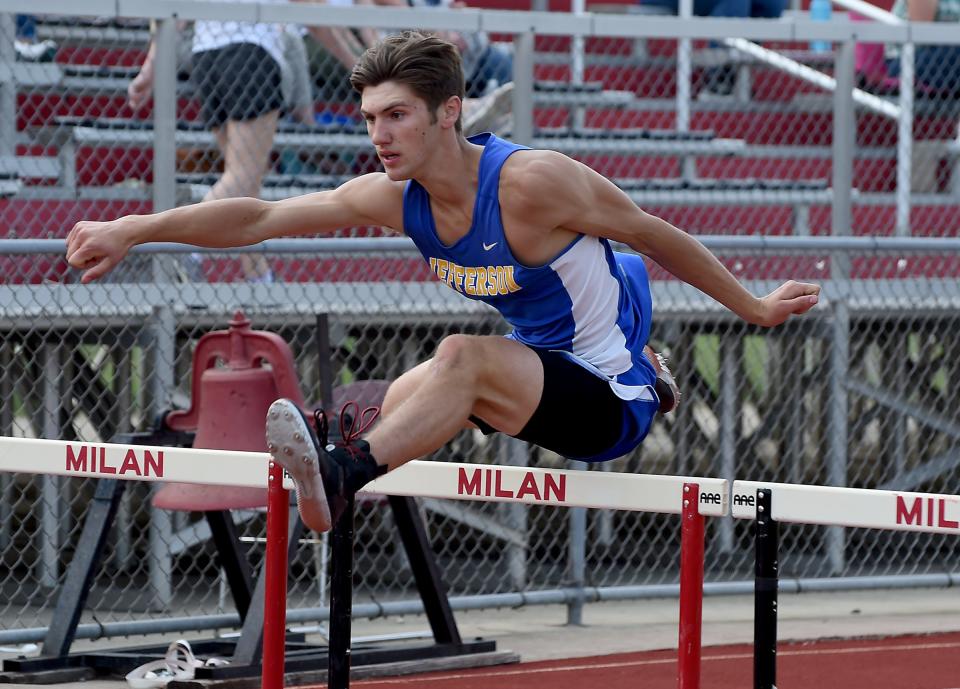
[66,173,404,283]
[511,151,820,328]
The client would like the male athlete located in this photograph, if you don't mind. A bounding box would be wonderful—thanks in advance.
[66,32,820,534]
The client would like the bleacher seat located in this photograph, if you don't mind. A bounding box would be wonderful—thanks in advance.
[3,11,958,245]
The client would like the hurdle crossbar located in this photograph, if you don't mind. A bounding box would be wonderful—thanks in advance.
[0,436,730,516]
[0,436,270,487]
[0,436,729,689]
[732,480,960,534]
[367,462,729,516]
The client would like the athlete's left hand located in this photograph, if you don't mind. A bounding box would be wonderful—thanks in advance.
[754,280,821,327]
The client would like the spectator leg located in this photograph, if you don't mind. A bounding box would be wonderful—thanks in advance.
[205,110,280,281]
[206,111,279,201]
[914,45,960,95]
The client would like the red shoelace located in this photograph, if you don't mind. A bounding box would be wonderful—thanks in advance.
[312,401,380,460]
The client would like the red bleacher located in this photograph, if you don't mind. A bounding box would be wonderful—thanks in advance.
[3,8,957,286]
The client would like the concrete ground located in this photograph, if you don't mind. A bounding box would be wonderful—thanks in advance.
[2,586,959,688]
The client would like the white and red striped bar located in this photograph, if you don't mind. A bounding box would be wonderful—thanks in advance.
[0,435,729,689]
[366,462,729,516]
[0,436,730,517]
[732,481,960,534]
[0,436,271,487]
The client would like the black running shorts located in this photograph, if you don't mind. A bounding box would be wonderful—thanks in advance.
[468,347,631,460]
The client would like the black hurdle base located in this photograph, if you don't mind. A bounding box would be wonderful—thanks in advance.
[0,482,507,687]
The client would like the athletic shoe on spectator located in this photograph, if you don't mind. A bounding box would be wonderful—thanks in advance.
[15,39,57,62]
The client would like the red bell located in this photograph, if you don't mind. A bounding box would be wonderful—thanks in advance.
[153,311,305,511]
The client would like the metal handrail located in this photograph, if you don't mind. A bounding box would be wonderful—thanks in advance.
[831,0,903,26]
[5,236,960,254]
[723,37,900,119]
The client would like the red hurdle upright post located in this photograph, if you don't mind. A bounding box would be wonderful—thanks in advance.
[262,461,290,689]
[678,482,705,689]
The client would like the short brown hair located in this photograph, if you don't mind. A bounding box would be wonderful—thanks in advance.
[350,31,466,133]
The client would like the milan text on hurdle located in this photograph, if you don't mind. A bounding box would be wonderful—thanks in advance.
[66,444,165,478]
[457,467,566,502]
[896,495,960,530]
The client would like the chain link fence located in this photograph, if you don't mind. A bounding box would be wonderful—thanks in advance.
[0,1,958,643]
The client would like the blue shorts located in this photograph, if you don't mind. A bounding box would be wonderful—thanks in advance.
[581,251,659,462]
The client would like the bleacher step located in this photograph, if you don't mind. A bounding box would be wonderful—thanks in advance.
[0,156,61,180]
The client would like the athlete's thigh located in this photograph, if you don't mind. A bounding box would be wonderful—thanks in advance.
[466,336,544,437]
[381,336,544,436]
[382,359,483,431]
[380,358,431,416]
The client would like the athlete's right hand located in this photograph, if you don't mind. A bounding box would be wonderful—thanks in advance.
[66,218,138,283]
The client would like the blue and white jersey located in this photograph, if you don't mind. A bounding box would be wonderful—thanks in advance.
[402,133,657,402]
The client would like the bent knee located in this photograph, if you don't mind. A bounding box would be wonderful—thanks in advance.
[433,334,481,366]
[432,335,496,385]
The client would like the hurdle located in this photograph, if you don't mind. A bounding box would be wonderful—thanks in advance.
[356,462,728,689]
[0,435,728,688]
[731,480,960,689]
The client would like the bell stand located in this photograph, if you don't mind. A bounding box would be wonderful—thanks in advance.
[0,314,494,684]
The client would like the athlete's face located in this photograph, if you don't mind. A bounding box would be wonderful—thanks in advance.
[361,81,460,181]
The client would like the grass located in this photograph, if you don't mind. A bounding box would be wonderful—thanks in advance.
[693,333,770,399]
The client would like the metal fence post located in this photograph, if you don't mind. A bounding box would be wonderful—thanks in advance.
[0,340,11,550]
[567,461,587,625]
[152,17,177,215]
[152,16,178,282]
[571,0,586,130]
[0,13,14,165]
[502,437,528,590]
[719,331,738,552]
[895,42,915,236]
[827,73,853,578]
[512,31,535,147]
[826,299,849,574]
[148,304,177,610]
[832,39,855,239]
[39,342,62,589]
[142,15,179,610]
[677,0,694,178]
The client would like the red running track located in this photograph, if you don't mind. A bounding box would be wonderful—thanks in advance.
[302,632,960,689]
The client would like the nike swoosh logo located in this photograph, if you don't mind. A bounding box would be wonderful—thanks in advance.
[483,242,498,251]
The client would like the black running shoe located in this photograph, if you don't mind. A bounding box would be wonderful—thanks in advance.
[265,399,348,532]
